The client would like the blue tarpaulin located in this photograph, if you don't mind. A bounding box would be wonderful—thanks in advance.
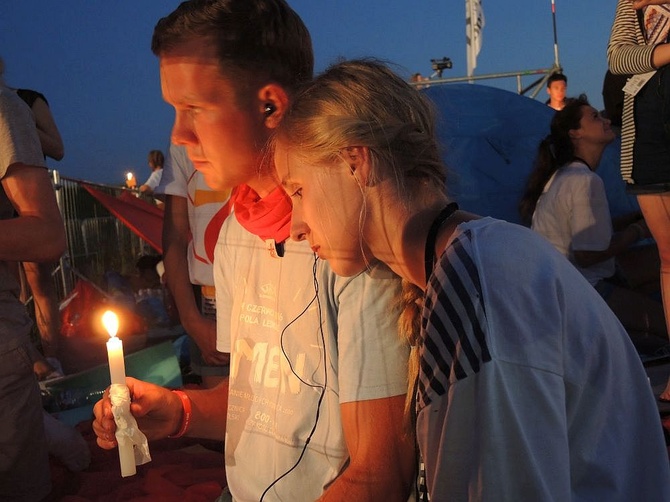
[426,84,639,224]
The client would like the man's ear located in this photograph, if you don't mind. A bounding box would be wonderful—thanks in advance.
[342,146,374,186]
[257,84,290,129]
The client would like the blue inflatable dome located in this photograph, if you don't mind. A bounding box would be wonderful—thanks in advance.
[425,84,639,224]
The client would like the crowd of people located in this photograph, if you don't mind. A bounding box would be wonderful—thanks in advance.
[2,0,670,500]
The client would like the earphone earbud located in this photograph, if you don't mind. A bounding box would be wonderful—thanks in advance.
[264,103,276,116]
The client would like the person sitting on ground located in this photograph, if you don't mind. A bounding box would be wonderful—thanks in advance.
[545,72,568,111]
[271,58,670,500]
[520,95,669,355]
[132,254,170,327]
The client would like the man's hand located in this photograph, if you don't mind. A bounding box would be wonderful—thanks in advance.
[92,377,182,449]
[188,315,230,366]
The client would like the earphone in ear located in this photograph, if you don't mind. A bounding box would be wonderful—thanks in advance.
[264,103,276,116]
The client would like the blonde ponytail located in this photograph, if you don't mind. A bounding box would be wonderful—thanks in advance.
[396,279,423,436]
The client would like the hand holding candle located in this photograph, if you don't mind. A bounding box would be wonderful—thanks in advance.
[103,310,151,477]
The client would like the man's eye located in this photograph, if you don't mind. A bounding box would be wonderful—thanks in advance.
[290,188,302,198]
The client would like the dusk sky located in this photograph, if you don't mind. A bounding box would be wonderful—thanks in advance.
[1,1,615,184]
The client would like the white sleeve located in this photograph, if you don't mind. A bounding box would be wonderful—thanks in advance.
[144,169,163,190]
[417,234,570,500]
[419,364,570,501]
[569,174,612,252]
[0,93,45,176]
[325,264,409,403]
[155,143,191,197]
[214,223,232,353]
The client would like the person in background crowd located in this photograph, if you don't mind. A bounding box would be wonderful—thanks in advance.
[608,0,670,400]
[139,149,164,195]
[545,72,568,110]
[0,56,67,502]
[155,143,232,388]
[0,57,65,381]
[520,95,669,355]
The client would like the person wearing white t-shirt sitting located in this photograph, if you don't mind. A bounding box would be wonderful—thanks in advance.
[520,95,669,355]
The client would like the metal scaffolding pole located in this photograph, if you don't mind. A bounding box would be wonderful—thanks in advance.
[412,1,563,99]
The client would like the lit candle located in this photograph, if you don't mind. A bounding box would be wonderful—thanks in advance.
[103,311,126,386]
[102,310,136,477]
[125,172,136,189]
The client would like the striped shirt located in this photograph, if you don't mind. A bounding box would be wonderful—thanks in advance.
[607,0,658,183]
[418,229,491,409]
[415,217,670,500]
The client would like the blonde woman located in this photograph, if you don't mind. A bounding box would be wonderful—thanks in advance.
[273,59,670,500]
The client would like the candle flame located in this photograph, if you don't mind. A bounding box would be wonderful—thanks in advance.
[102,310,119,338]
[126,172,134,181]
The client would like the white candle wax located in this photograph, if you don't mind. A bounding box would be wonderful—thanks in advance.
[106,335,127,386]
[116,427,136,476]
[102,310,136,477]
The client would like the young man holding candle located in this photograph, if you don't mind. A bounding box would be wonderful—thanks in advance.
[93,1,414,500]
[0,70,66,500]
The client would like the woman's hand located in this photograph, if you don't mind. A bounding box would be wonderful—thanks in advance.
[630,0,668,9]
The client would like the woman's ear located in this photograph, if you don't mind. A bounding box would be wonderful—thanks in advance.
[342,146,373,186]
[257,84,290,129]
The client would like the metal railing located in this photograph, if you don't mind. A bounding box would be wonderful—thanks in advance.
[411,65,562,100]
[50,170,156,302]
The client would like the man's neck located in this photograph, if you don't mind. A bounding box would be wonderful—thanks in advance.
[247,173,281,199]
[550,98,564,111]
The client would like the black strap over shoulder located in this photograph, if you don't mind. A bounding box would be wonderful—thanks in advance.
[424,202,459,284]
[16,88,48,108]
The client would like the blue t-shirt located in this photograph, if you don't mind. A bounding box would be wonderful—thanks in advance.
[417,217,670,500]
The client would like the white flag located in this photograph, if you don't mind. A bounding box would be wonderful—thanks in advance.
[466,0,485,78]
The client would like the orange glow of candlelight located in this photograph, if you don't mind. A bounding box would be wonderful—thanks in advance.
[102,310,119,338]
